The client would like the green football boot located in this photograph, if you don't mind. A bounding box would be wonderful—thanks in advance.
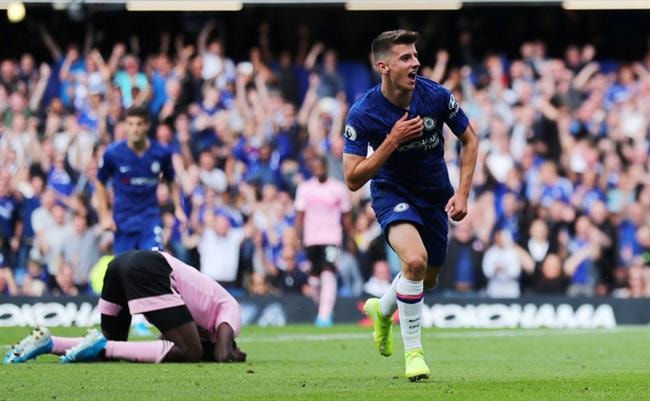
[405,349,430,382]
[363,298,394,357]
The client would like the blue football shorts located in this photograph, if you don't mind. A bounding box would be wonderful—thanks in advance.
[371,183,450,267]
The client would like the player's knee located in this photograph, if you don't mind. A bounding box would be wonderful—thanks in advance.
[403,255,427,278]
[176,341,202,362]
[183,344,203,363]
[424,267,442,290]
[423,275,438,290]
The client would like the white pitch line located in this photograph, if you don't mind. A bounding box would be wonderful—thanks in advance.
[238,332,370,343]
[237,326,649,343]
[1,326,647,349]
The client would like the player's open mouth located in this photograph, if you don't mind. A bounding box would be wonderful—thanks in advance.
[408,71,417,83]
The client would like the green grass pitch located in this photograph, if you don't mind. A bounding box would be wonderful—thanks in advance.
[1,325,649,401]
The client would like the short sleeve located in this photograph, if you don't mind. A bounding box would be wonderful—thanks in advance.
[137,73,150,90]
[231,227,246,244]
[294,182,306,212]
[97,149,114,184]
[112,71,125,88]
[442,88,470,136]
[343,108,370,157]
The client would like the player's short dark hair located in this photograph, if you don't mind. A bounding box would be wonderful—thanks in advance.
[125,105,150,122]
[371,29,420,62]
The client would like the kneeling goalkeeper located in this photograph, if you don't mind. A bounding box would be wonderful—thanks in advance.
[5,250,246,364]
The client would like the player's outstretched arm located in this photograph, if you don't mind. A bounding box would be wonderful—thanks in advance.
[170,181,188,231]
[343,112,423,191]
[445,124,478,222]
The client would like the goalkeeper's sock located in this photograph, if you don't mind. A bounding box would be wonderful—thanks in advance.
[105,340,174,363]
[51,337,84,355]
[396,276,424,352]
[380,273,400,318]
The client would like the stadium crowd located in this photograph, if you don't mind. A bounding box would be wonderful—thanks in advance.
[0,21,649,299]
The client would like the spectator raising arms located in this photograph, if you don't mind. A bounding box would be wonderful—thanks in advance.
[0,19,647,305]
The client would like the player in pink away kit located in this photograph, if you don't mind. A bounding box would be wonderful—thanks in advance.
[294,156,353,327]
[4,250,246,364]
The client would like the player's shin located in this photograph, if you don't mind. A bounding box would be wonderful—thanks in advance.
[317,270,337,323]
[308,276,321,303]
[396,276,424,352]
[51,337,84,355]
[105,340,175,363]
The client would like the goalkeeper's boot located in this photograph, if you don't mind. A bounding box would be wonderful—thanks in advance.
[3,327,53,364]
[363,298,394,357]
[405,349,430,382]
[60,329,106,363]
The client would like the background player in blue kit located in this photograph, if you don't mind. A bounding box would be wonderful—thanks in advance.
[96,105,187,254]
[343,30,478,381]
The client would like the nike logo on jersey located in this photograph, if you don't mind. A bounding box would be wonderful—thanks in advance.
[119,166,130,173]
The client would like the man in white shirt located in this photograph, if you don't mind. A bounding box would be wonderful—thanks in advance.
[482,230,534,298]
[186,210,247,285]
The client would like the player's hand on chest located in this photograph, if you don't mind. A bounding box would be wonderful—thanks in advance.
[378,111,440,153]
[387,112,424,144]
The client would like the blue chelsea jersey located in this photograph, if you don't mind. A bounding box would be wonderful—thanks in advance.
[344,76,469,201]
[97,141,174,232]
